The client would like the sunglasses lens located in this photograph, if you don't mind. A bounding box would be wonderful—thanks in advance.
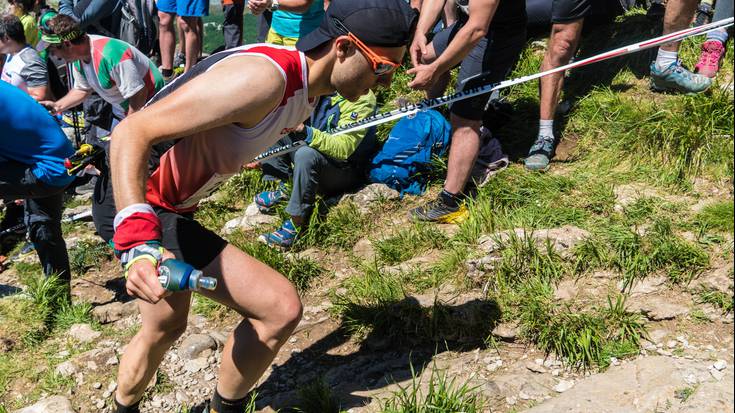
[375,63,395,76]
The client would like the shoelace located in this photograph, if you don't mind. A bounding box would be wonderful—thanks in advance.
[531,136,554,153]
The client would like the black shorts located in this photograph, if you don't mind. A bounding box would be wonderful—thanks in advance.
[431,21,526,120]
[155,207,228,270]
[552,0,592,23]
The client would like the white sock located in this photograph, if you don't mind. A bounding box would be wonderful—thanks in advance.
[655,49,678,69]
[539,119,554,139]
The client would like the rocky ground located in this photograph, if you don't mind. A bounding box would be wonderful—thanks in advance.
[2,177,733,413]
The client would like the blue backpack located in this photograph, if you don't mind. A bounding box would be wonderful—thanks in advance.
[369,110,452,196]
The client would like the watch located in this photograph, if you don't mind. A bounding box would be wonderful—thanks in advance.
[269,0,280,11]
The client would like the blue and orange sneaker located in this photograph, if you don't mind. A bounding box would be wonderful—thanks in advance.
[254,186,287,213]
[258,219,299,249]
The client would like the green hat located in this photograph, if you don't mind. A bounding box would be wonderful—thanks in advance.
[36,24,84,51]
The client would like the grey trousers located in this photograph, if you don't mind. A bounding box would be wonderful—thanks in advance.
[260,137,365,218]
[223,2,244,49]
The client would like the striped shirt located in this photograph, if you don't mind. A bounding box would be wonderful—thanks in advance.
[72,35,164,114]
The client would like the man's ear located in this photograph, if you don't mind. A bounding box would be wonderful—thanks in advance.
[334,35,355,58]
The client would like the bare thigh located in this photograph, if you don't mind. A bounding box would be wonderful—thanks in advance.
[198,244,300,322]
[137,289,192,334]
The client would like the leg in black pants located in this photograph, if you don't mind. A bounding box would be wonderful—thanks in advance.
[0,161,71,281]
[223,1,245,49]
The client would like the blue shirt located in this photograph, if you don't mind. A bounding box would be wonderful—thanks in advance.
[271,0,324,39]
[0,82,75,188]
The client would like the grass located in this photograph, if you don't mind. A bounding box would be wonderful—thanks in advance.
[696,289,734,314]
[694,201,735,233]
[373,223,447,265]
[68,240,112,275]
[192,295,232,321]
[238,239,323,293]
[293,378,342,413]
[381,362,485,413]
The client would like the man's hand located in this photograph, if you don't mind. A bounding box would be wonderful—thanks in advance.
[409,33,429,67]
[125,248,176,304]
[39,100,60,113]
[247,0,270,15]
[407,63,440,90]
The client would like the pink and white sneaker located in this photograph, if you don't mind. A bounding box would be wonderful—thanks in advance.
[695,40,726,78]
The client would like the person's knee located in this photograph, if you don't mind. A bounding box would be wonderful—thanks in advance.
[293,146,322,170]
[158,11,174,27]
[141,319,188,345]
[27,220,61,245]
[550,26,580,62]
[178,16,200,34]
[268,288,303,340]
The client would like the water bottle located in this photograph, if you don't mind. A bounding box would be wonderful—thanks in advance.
[158,259,217,292]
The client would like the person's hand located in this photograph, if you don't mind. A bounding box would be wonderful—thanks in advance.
[407,63,439,90]
[247,0,270,15]
[39,100,60,113]
[244,161,261,169]
[409,33,429,67]
[124,248,175,304]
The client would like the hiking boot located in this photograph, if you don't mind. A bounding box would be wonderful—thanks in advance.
[695,40,725,78]
[259,219,298,249]
[694,2,713,27]
[524,135,555,171]
[650,61,712,94]
[410,197,468,224]
[254,187,287,213]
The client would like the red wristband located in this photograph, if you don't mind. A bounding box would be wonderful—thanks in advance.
[112,204,162,256]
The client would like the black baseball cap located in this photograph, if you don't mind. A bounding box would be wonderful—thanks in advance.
[296,0,418,52]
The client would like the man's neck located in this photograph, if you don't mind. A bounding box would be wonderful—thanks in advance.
[5,42,25,55]
[81,41,92,64]
[304,47,336,99]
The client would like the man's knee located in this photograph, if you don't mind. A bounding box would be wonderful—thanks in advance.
[549,23,582,62]
[293,146,323,171]
[178,16,200,34]
[269,289,303,339]
[27,220,61,244]
[159,11,174,27]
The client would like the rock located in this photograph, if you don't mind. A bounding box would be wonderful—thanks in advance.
[477,226,590,257]
[492,322,518,341]
[340,183,399,213]
[208,331,228,348]
[710,368,725,381]
[629,296,689,321]
[690,265,734,295]
[713,360,728,371]
[92,300,139,324]
[66,323,101,343]
[92,382,102,389]
[55,361,77,377]
[553,279,579,301]
[13,396,74,413]
[525,357,733,413]
[352,239,376,261]
[436,224,460,238]
[526,362,547,374]
[178,334,217,360]
[613,183,660,212]
[667,340,679,349]
[63,205,92,220]
[70,278,116,305]
[624,275,668,295]
[648,329,670,344]
[384,251,442,275]
[553,380,574,393]
[221,203,279,234]
[184,357,209,374]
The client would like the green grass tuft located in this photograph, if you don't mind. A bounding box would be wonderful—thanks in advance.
[69,240,112,275]
[373,223,447,265]
[293,378,342,413]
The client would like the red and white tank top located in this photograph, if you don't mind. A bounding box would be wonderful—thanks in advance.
[143,44,316,212]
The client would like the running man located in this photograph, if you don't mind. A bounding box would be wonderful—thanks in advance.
[38,14,164,244]
[408,0,526,223]
[108,1,417,411]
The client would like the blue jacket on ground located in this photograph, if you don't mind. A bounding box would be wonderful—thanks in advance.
[0,82,75,188]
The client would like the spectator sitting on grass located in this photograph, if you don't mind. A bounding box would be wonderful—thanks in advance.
[254,90,379,249]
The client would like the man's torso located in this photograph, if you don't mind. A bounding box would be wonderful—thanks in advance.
[1,47,48,92]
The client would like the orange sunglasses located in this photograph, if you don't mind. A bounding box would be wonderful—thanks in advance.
[333,18,401,76]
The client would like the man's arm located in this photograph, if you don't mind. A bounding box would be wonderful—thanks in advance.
[410,0,446,67]
[110,57,284,210]
[39,88,91,113]
[409,0,499,90]
[249,0,315,15]
[73,0,120,30]
[111,57,285,303]
[126,86,149,115]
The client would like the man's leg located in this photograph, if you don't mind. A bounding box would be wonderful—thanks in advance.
[222,1,244,49]
[443,115,483,195]
[200,245,302,401]
[525,19,584,171]
[24,192,71,282]
[178,16,202,73]
[158,10,177,78]
[651,0,712,93]
[115,292,191,408]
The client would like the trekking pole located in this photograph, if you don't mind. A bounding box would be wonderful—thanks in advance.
[332,17,735,136]
[252,140,307,163]
[65,62,83,147]
[0,223,25,238]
